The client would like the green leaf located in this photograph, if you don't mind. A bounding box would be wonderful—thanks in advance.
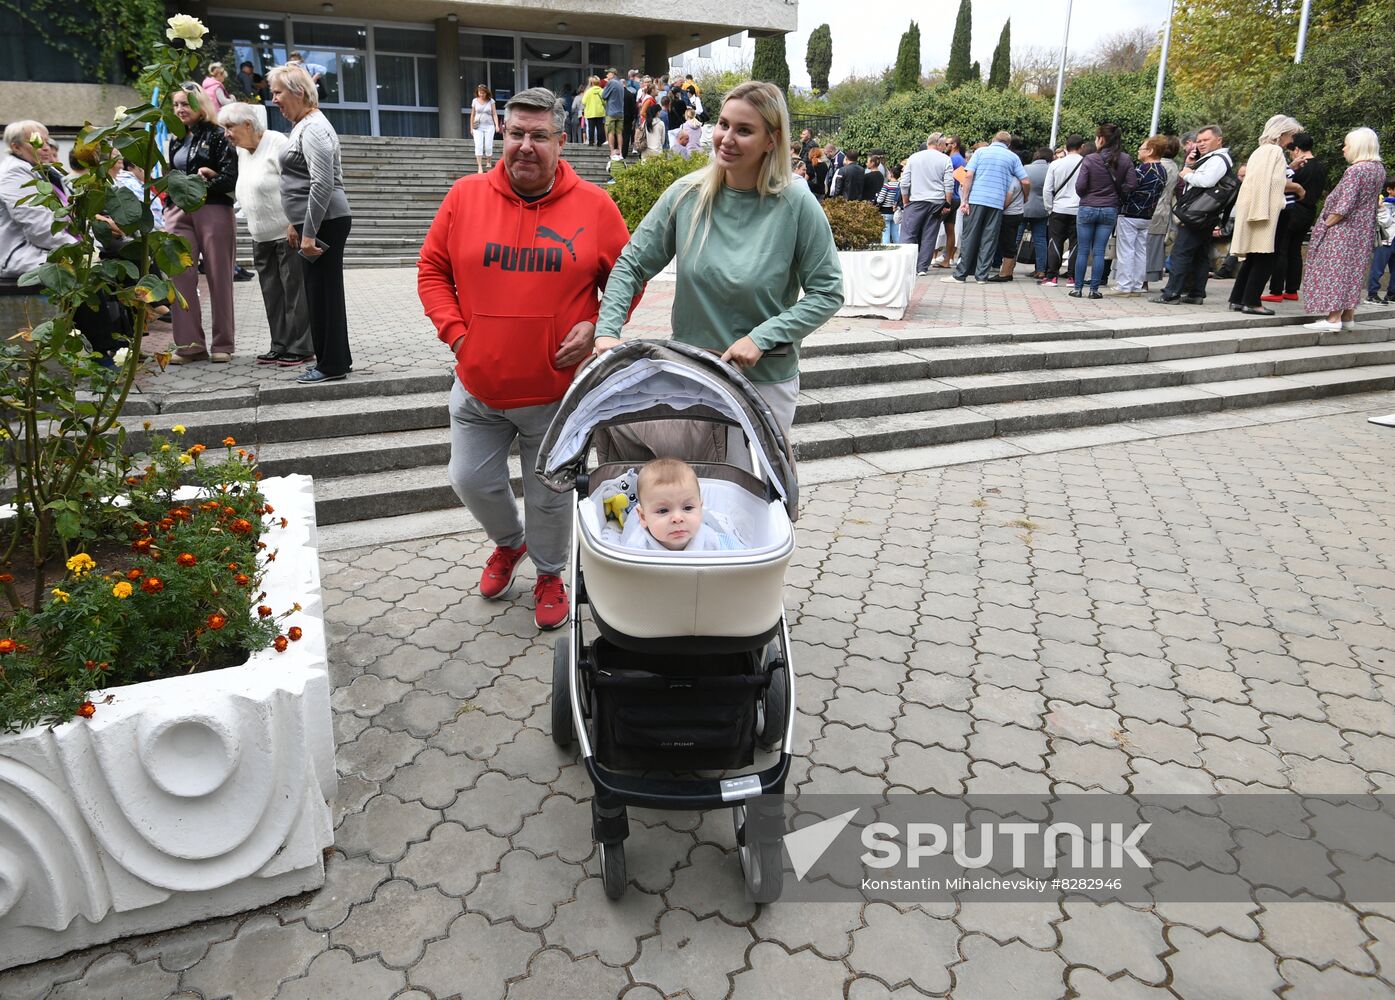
[104,187,146,230]
[134,274,173,305]
[163,170,207,213]
[154,239,194,276]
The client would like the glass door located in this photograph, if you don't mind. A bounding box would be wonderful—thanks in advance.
[290,20,371,135]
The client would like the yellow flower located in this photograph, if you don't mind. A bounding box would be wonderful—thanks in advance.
[160,443,171,452]
[66,553,95,577]
[165,13,208,48]
[171,425,186,435]
[51,588,70,603]
[178,454,193,465]
[112,582,133,599]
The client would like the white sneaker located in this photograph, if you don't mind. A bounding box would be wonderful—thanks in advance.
[1302,319,1342,332]
[1343,320,1357,330]
[940,275,966,284]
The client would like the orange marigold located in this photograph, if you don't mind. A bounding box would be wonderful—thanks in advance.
[234,573,250,586]
[158,518,174,531]
[273,635,289,652]
[0,638,16,655]
[263,503,275,515]
[230,518,253,535]
[288,626,303,642]
[176,553,197,567]
[222,436,236,447]
[132,538,153,553]
[279,517,288,529]
[226,562,239,571]
[170,506,193,521]
[207,613,227,630]
[189,443,206,456]
[76,701,96,719]
[141,577,164,594]
[257,604,272,618]
[0,572,12,584]
[126,568,143,580]
[202,500,221,512]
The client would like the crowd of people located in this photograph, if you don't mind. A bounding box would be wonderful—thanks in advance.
[801,119,1390,329]
[562,69,708,163]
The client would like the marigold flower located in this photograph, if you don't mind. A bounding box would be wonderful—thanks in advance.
[158,519,175,531]
[170,507,192,521]
[132,538,153,553]
[176,552,197,567]
[84,659,96,669]
[263,504,275,515]
[112,582,133,599]
[189,444,206,456]
[126,476,142,486]
[257,605,272,618]
[223,436,236,447]
[0,572,12,584]
[0,639,16,655]
[76,701,96,719]
[256,542,267,550]
[234,573,250,586]
[222,506,236,517]
[273,635,289,652]
[207,613,227,630]
[279,517,288,529]
[171,424,186,434]
[226,562,239,571]
[292,602,302,612]
[230,518,253,535]
[126,568,143,580]
[178,454,193,465]
[66,553,96,576]
[52,588,70,603]
[141,577,164,594]
[288,626,303,642]
[266,552,276,563]
[202,501,221,512]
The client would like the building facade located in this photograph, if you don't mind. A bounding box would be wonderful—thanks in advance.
[0,0,795,136]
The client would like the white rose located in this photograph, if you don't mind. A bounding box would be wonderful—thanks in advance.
[112,347,130,367]
[165,14,208,49]
[114,106,128,122]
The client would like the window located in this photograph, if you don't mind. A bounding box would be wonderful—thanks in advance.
[0,10,126,83]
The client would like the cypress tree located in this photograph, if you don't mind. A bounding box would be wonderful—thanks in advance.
[971,60,982,83]
[988,21,1011,89]
[946,0,973,88]
[806,24,833,94]
[752,34,791,93]
[891,22,922,92]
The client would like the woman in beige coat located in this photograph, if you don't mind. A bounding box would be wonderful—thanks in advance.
[1228,114,1304,314]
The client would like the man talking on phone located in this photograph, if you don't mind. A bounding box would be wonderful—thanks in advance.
[417,87,632,632]
[1152,124,1233,305]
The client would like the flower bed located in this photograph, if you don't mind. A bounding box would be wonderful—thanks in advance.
[0,474,333,970]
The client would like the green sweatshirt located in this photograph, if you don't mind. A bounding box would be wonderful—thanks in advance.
[595,178,844,384]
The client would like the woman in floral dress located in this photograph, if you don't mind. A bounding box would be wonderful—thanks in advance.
[1301,127,1386,332]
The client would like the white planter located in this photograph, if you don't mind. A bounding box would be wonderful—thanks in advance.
[0,475,334,971]
[835,243,918,320]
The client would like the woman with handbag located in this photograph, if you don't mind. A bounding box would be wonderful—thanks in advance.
[1071,123,1136,298]
[1227,115,1304,314]
[165,83,239,364]
[1300,127,1387,332]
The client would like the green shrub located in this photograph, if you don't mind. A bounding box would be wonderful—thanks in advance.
[607,153,710,233]
[838,84,1053,164]
[822,199,885,251]
[1058,70,1203,146]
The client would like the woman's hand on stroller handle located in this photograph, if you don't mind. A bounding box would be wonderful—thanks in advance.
[593,335,623,356]
[720,336,765,369]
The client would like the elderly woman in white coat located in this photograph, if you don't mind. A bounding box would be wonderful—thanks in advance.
[1227,114,1304,315]
[217,103,314,366]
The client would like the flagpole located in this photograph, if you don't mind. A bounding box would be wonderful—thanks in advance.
[1150,0,1175,135]
[1049,0,1074,148]
[1295,0,1312,62]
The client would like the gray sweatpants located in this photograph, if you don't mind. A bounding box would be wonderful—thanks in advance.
[252,238,314,357]
[448,378,570,576]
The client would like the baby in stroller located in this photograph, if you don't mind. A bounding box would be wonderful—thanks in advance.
[622,458,743,552]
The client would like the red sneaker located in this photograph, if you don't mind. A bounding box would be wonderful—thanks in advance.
[480,544,527,599]
[1260,294,1284,302]
[1283,293,1299,301]
[533,574,569,631]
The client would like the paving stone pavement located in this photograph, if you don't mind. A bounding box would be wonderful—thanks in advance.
[5,407,1395,998]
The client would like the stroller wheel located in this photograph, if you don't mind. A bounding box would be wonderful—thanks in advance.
[551,634,574,748]
[756,662,787,751]
[733,803,784,903]
[599,840,627,900]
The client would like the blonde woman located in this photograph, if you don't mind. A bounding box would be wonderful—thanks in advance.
[593,81,842,434]
[582,75,605,146]
[1227,114,1304,314]
[470,84,502,173]
[1301,127,1387,332]
[165,83,239,363]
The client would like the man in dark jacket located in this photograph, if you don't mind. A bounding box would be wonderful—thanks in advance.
[834,150,866,201]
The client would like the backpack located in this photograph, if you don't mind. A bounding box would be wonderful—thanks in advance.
[1174,152,1240,228]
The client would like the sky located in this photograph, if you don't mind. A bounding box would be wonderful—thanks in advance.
[677,0,1173,90]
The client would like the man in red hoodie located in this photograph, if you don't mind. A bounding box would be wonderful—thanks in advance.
[418,87,632,631]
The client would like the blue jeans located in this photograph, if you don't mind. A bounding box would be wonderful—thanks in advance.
[1024,217,1048,273]
[1074,206,1119,292]
[882,213,900,244]
[1370,242,1395,297]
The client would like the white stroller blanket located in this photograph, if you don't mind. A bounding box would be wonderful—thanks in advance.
[589,471,777,556]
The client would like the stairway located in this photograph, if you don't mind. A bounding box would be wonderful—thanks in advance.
[123,314,1395,528]
[234,136,626,269]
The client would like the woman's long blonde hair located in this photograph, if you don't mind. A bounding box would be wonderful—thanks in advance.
[672,80,792,255]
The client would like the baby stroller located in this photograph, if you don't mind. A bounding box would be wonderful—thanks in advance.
[536,340,798,902]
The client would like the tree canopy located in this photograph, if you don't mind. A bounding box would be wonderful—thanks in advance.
[891,22,922,93]
[946,0,974,88]
[806,24,832,95]
[988,21,1011,89]
[751,34,790,93]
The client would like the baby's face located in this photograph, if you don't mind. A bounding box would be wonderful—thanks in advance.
[638,479,704,550]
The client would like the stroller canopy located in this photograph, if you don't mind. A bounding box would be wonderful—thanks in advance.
[537,340,799,518]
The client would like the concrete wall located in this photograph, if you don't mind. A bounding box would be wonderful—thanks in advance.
[0,82,142,133]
